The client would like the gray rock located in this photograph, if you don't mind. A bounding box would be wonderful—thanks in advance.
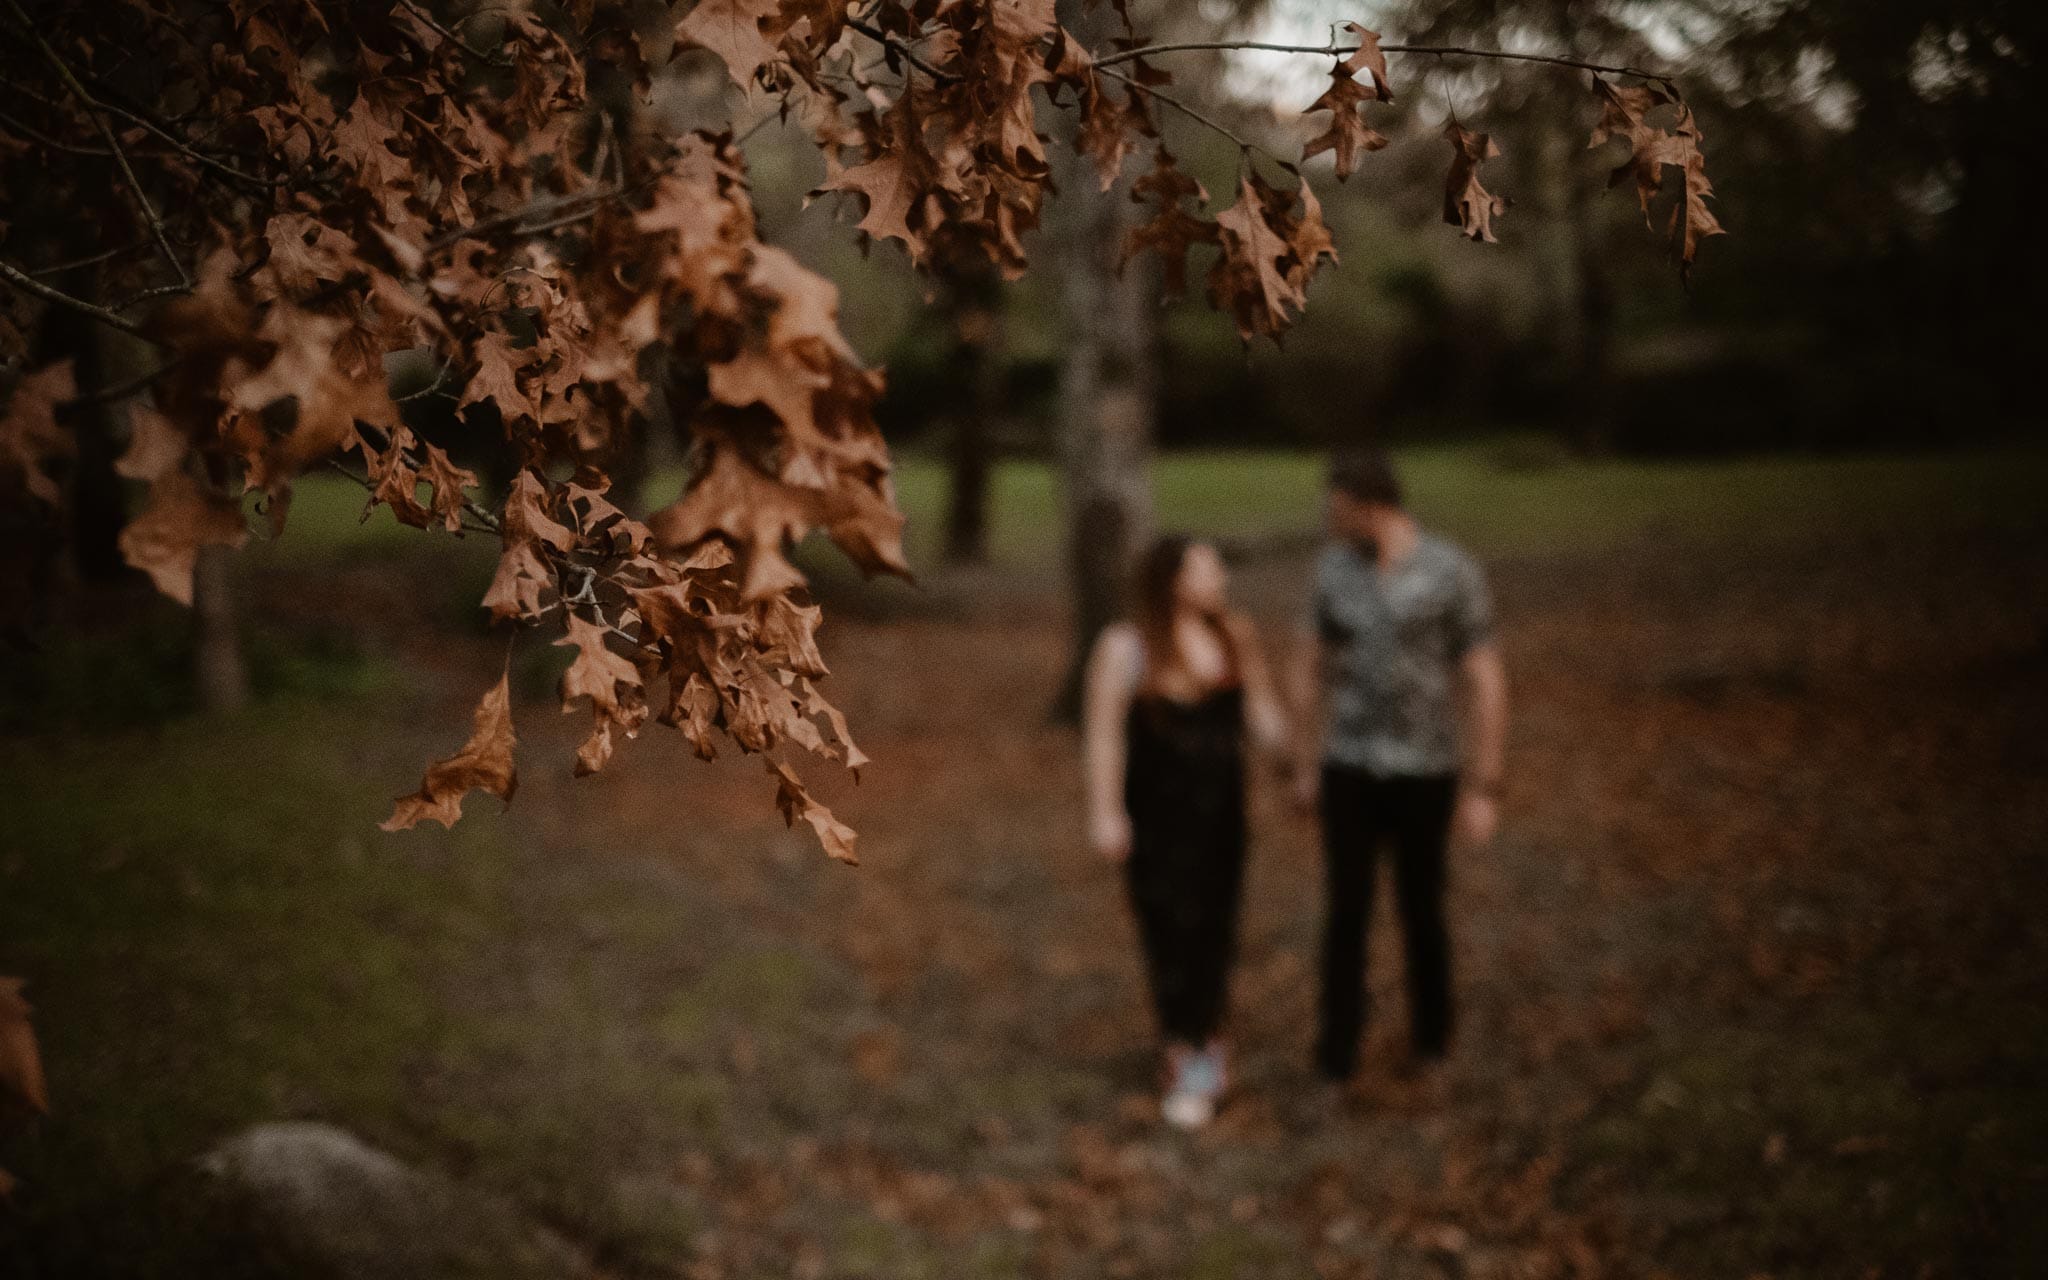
[200,1122,585,1280]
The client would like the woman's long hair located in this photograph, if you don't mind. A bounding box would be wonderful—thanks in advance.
[1132,535,1240,697]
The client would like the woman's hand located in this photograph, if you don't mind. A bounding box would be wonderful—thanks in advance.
[1291,762,1321,815]
[1090,809,1132,863]
[1454,787,1500,847]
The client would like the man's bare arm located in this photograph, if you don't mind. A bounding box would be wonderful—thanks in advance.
[1460,642,1508,788]
[1455,642,1508,844]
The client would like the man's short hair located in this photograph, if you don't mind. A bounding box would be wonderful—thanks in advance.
[1328,447,1404,507]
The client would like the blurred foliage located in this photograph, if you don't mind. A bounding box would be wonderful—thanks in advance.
[717,0,2043,458]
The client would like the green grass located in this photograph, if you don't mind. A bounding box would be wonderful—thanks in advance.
[874,441,2048,568]
[0,702,487,1269]
[262,440,2047,579]
[0,698,790,1274]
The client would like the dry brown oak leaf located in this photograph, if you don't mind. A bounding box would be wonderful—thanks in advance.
[769,758,858,864]
[555,614,649,777]
[1302,22,1394,182]
[1122,147,1218,301]
[116,470,251,606]
[1209,175,1308,342]
[383,671,519,830]
[678,0,785,88]
[0,361,76,507]
[1335,21,1395,100]
[1301,68,1391,182]
[1442,122,1508,243]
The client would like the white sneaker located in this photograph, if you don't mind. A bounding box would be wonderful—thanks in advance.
[1162,1086,1214,1129]
[1161,1045,1225,1129]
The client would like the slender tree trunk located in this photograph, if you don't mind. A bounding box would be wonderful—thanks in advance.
[940,262,1002,565]
[1050,176,1156,722]
[192,545,250,713]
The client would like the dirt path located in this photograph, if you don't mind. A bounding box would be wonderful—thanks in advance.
[338,527,2046,1279]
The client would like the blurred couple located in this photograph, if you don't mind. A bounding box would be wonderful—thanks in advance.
[1082,447,1508,1129]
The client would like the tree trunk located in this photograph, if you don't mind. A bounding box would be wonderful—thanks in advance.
[940,262,1003,565]
[1049,176,1156,722]
[192,544,250,714]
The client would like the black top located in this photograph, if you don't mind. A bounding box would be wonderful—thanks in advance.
[1123,685,1248,846]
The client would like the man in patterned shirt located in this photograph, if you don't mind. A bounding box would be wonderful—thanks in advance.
[1291,447,1509,1083]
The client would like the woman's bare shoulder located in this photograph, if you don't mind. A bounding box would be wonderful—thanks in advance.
[1093,622,1143,663]
[1088,624,1145,697]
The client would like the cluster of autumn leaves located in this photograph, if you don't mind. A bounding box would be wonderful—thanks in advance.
[3,5,913,861]
[0,2,1727,851]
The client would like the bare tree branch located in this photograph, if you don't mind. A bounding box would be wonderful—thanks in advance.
[0,258,147,337]
[322,456,501,537]
[0,104,112,156]
[1090,38,1668,84]
[71,73,283,190]
[3,0,190,287]
[396,0,514,68]
[109,282,195,311]
[848,18,959,83]
[424,186,624,253]
[351,422,504,534]
[1096,66,1274,163]
[5,82,277,190]
[29,240,151,278]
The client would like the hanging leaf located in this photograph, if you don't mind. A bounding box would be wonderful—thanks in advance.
[383,672,519,831]
[0,362,76,506]
[768,758,858,864]
[1442,122,1508,243]
[1301,69,1390,182]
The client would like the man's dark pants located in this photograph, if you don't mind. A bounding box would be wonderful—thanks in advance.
[1315,764,1458,1079]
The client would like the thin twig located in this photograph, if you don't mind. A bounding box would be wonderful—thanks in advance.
[424,186,622,253]
[848,17,958,83]
[353,421,503,533]
[1089,38,1667,84]
[0,258,147,337]
[0,104,111,156]
[533,595,643,647]
[511,205,616,237]
[324,449,499,537]
[74,75,282,189]
[5,0,190,288]
[396,0,514,67]
[111,282,195,311]
[1096,66,1275,163]
[394,371,457,403]
[16,40,279,188]
[424,166,665,252]
[29,239,151,277]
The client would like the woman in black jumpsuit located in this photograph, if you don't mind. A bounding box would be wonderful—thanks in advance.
[1083,537,1288,1127]
[1123,677,1248,1052]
